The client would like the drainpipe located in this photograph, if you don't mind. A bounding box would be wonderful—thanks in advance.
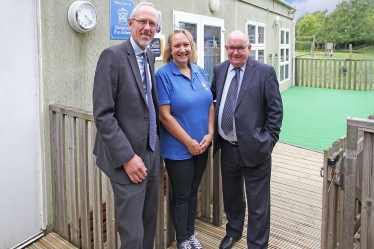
[35,0,47,231]
[291,19,296,87]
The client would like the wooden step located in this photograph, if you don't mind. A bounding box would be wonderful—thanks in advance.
[26,232,77,249]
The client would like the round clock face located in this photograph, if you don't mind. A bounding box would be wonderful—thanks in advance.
[68,1,98,33]
[76,2,97,30]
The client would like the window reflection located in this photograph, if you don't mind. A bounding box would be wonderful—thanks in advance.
[248,25,256,44]
[286,49,289,62]
[258,50,264,63]
[179,22,197,45]
[280,65,284,81]
[204,25,221,82]
[280,49,284,62]
[258,26,264,44]
[285,64,289,79]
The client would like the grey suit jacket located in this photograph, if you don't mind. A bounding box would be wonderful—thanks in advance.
[211,57,283,166]
[93,40,160,184]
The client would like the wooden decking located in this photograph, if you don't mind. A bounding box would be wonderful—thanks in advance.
[26,232,77,249]
[28,142,325,249]
[168,142,324,249]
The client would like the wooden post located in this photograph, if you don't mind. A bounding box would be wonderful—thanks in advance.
[91,123,104,249]
[361,132,374,248]
[321,145,333,249]
[166,178,175,246]
[68,115,79,247]
[155,158,165,249]
[340,122,358,249]
[212,151,223,227]
[79,118,90,249]
[105,177,118,249]
[200,148,213,221]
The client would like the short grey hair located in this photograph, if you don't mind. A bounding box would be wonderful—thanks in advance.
[130,2,158,20]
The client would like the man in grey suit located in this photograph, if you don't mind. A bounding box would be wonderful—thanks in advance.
[93,2,160,249]
[211,30,283,249]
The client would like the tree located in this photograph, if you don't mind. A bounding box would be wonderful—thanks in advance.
[296,11,327,37]
[296,0,374,49]
[316,0,374,47]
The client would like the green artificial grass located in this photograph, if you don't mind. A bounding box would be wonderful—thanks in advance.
[279,86,374,152]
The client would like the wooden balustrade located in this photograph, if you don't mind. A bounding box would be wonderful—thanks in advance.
[295,58,374,91]
[321,117,374,248]
[49,104,222,249]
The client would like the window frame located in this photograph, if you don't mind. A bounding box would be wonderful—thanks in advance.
[245,20,266,63]
[279,28,291,82]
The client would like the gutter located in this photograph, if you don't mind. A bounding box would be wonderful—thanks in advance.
[274,0,296,11]
[239,0,296,19]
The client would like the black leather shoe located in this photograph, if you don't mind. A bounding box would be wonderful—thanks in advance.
[219,235,241,249]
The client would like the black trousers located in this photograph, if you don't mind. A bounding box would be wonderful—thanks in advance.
[220,138,271,249]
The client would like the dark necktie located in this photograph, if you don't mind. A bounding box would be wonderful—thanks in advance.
[142,52,157,151]
[221,68,241,136]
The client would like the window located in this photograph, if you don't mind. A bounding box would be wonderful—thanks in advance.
[279,29,290,82]
[174,11,224,82]
[245,21,266,63]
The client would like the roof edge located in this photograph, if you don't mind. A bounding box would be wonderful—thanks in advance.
[275,0,296,10]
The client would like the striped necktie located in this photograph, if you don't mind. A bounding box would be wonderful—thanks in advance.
[221,68,241,136]
[142,52,157,151]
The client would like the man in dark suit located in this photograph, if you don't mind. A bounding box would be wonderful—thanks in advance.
[92,2,160,249]
[211,30,283,249]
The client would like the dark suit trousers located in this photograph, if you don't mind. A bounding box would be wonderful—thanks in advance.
[110,142,160,249]
[220,137,271,249]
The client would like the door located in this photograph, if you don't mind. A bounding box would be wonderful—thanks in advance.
[0,1,44,248]
[174,11,225,82]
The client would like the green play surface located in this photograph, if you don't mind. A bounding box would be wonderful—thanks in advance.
[279,86,374,152]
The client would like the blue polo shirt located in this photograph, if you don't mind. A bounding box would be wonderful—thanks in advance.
[155,61,213,160]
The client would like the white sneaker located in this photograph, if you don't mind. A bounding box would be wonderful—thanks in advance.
[188,234,204,249]
[177,240,192,249]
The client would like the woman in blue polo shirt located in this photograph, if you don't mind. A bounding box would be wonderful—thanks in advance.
[155,29,214,249]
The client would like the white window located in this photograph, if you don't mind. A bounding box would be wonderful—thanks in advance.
[174,11,225,82]
[245,21,266,63]
[279,29,290,82]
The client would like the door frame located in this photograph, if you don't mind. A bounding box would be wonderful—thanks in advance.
[173,11,225,69]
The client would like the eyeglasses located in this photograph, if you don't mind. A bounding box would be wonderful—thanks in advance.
[226,46,247,53]
[132,19,158,28]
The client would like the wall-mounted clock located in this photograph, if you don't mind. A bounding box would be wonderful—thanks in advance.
[68,1,98,33]
[209,0,220,12]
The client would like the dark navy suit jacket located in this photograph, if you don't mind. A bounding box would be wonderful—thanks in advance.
[211,57,283,166]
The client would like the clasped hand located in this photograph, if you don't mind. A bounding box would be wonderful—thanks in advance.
[187,134,213,156]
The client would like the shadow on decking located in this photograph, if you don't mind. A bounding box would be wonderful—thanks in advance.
[167,142,324,249]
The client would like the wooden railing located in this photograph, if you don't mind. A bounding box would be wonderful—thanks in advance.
[321,117,374,249]
[295,58,374,91]
[49,104,223,249]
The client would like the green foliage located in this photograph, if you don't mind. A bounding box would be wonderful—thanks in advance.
[296,41,312,51]
[296,11,327,38]
[296,0,374,48]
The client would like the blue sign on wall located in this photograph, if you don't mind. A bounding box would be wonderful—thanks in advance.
[149,38,161,57]
[110,0,134,40]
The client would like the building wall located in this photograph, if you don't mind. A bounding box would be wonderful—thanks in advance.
[41,0,294,229]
